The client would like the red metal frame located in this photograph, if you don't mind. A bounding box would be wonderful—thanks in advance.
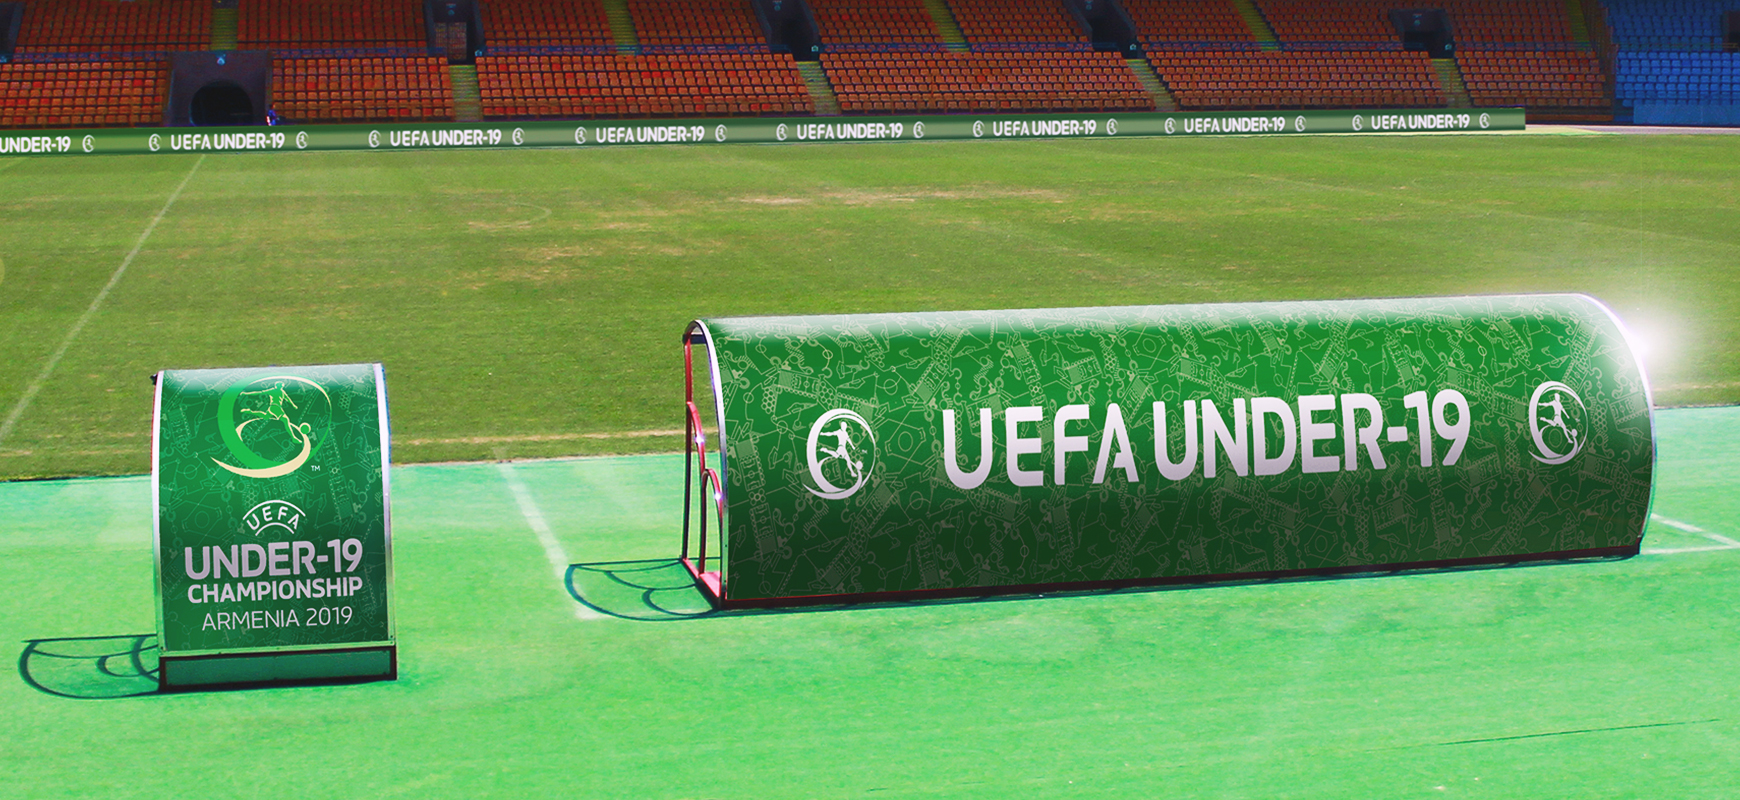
[681,331,726,606]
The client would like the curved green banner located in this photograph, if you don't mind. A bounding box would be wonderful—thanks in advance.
[693,295,1654,606]
[153,363,394,688]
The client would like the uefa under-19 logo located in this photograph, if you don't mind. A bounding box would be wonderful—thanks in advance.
[212,375,334,479]
[1529,380,1587,465]
[804,408,875,500]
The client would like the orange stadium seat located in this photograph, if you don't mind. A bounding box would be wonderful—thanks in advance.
[1123,0,1260,48]
[476,53,813,119]
[1150,50,1448,109]
[483,0,615,49]
[0,60,168,127]
[1456,50,1606,110]
[270,57,455,123]
[240,0,424,49]
[14,0,210,54]
[631,0,767,49]
[1256,0,1399,46]
[0,0,1612,130]
[821,51,1154,114]
[1430,0,1576,47]
[1128,0,1600,114]
[808,0,946,47]
[948,0,1090,49]
[1251,0,1578,48]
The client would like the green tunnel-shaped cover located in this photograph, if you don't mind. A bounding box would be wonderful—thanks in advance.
[695,295,1654,604]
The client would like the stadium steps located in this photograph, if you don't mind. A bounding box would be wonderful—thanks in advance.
[1562,0,1593,47]
[797,62,842,115]
[601,0,640,54]
[1228,0,1281,51]
[449,64,483,122]
[211,7,238,51]
[1430,58,1473,108]
[1127,57,1179,112]
[919,0,972,53]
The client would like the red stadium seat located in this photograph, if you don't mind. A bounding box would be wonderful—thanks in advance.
[820,51,1156,115]
[271,57,455,124]
[476,53,813,121]
[0,60,168,128]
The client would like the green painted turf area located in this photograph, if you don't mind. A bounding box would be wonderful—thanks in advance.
[2,132,1739,478]
[0,405,1734,798]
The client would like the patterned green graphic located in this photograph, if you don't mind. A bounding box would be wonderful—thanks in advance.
[154,364,392,656]
[697,296,1654,602]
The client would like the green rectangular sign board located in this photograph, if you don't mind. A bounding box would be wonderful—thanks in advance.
[686,295,1655,607]
[0,107,1525,159]
[152,363,394,688]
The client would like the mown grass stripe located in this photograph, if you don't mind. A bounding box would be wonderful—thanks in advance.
[0,155,204,448]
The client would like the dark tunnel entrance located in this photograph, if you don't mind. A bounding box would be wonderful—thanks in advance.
[189,81,253,126]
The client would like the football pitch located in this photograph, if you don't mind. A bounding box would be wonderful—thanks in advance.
[2,128,1740,797]
[1,129,1738,479]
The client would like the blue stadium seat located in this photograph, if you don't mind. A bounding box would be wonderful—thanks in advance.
[1601,0,1740,123]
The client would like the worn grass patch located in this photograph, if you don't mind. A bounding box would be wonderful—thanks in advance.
[0,133,1736,478]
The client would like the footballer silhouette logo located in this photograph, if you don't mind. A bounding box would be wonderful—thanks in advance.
[1528,381,1587,465]
[212,375,333,479]
[804,409,875,500]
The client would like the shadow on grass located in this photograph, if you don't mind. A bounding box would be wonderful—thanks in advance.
[566,554,1639,622]
[19,634,159,699]
[565,558,1133,621]
[566,560,718,621]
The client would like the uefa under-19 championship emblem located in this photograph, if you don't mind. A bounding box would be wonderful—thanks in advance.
[1529,380,1587,465]
[804,409,875,500]
[154,363,394,689]
[212,375,333,479]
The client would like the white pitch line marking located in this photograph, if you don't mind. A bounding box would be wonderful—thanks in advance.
[1651,513,1740,548]
[496,461,604,620]
[1643,546,1740,555]
[0,155,205,447]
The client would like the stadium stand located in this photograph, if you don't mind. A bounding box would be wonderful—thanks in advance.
[808,0,945,49]
[1122,0,1262,49]
[477,53,813,118]
[1604,0,1740,47]
[239,0,423,51]
[1431,0,1607,118]
[822,50,1153,113]
[1152,50,1446,109]
[271,56,454,123]
[13,0,209,54]
[1430,0,1578,48]
[1254,0,1400,47]
[0,59,167,127]
[1615,51,1740,96]
[1132,0,1603,117]
[0,0,1733,129]
[630,0,767,50]
[1604,0,1740,124]
[1127,0,1447,111]
[1455,50,1607,111]
[947,0,1091,49]
[482,0,615,50]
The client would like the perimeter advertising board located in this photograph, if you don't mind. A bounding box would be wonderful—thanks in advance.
[153,364,394,688]
[0,107,1526,158]
[689,295,1654,606]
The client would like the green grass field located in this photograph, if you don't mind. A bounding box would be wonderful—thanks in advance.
[3,130,1740,798]
[2,130,1738,479]
[3,406,1737,798]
